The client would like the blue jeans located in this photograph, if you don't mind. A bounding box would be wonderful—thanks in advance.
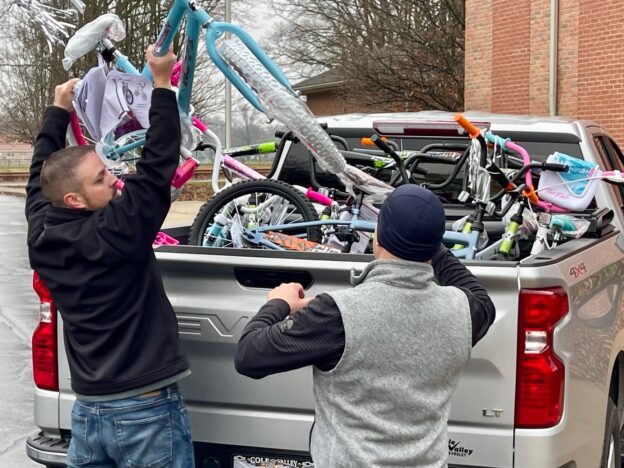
[67,384,194,467]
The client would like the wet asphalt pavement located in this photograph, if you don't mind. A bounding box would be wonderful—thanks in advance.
[0,195,45,467]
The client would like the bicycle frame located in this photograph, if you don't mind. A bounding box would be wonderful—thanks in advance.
[144,0,294,115]
[205,208,482,259]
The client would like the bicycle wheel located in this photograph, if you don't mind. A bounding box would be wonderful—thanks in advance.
[188,179,322,248]
[66,115,142,174]
[66,115,183,200]
[219,40,347,175]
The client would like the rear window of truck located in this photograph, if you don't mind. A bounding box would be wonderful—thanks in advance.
[279,129,583,200]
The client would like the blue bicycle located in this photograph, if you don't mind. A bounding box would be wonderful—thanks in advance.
[64,0,346,198]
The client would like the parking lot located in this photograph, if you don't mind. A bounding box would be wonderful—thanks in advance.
[0,195,43,467]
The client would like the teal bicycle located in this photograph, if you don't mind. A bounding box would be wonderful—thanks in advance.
[64,0,355,199]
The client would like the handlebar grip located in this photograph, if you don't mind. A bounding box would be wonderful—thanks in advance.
[522,185,539,204]
[370,134,394,154]
[306,188,333,207]
[542,162,569,173]
[453,114,481,139]
[361,136,387,147]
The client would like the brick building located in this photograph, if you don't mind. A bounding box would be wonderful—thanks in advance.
[466,0,624,144]
[297,2,624,146]
[293,70,350,116]
[294,69,381,116]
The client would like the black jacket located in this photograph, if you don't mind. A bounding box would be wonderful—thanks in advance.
[26,89,189,396]
[235,247,496,379]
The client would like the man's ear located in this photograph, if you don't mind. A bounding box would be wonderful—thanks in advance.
[62,191,87,210]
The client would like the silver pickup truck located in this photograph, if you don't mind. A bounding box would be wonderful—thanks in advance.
[26,111,624,467]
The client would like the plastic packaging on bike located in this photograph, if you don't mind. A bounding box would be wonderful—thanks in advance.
[63,14,126,70]
[538,152,600,211]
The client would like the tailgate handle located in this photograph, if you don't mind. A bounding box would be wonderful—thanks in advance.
[234,268,314,289]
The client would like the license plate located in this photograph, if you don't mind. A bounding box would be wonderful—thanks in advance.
[232,454,314,468]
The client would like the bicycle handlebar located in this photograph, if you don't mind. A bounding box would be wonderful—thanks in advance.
[361,136,399,151]
[454,114,481,139]
[542,162,569,173]
[488,161,570,204]
[371,134,413,184]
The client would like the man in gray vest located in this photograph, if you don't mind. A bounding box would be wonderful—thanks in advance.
[235,184,495,467]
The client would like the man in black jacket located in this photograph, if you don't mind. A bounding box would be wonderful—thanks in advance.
[235,185,496,467]
[26,46,194,467]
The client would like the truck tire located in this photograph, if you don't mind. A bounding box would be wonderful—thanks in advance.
[600,398,620,468]
[188,179,321,247]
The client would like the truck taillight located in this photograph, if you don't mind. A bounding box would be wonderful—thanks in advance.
[32,273,58,391]
[515,288,568,428]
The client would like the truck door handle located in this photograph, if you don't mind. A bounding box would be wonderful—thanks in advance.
[234,268,314,289]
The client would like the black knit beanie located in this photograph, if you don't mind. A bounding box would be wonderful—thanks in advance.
[377,185,445,261]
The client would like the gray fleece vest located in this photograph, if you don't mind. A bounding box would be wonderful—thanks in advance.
[311,259,472,468]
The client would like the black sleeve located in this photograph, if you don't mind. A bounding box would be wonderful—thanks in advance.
[235,293,345,379]
[94,88,181,258]
[25,106,71,239]
[432,247,496,346]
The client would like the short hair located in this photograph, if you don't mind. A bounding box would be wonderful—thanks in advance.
[40,145,96,206]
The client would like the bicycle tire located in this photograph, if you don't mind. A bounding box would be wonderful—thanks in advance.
[219,40,347,175]
[188,179,322,247]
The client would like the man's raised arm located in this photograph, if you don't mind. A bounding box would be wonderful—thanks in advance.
[26,79,79,236]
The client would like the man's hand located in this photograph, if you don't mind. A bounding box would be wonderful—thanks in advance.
[268,283,313,315]
[146,44,176,89]
[53,78,80,112]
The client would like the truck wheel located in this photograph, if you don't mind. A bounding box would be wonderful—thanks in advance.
[600,399,620,468]
[188,179,321,247]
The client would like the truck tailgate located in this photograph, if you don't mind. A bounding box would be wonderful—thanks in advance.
[515,234,624,467]
[447,264,518,466]
[157,247,519,465]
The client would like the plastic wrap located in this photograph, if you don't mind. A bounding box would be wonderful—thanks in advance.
[220,41,352,169]
[220,40,347,173]
[550,214,590,239]
[63,14,126,70]
[339,165,394,196]
[502,203,539,239]
[538,152,600,211]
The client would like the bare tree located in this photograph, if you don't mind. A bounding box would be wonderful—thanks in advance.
[267,0,464,112]
[0,0,226,143]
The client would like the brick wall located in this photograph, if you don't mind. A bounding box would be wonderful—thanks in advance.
[304,89,402,116]
[577,0,624,144]
[466,0,624,145]
[465,0,493,110]
[491,0,531,114]
[306,91,350,116]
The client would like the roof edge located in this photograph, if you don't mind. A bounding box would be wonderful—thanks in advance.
[294,80,345,93]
